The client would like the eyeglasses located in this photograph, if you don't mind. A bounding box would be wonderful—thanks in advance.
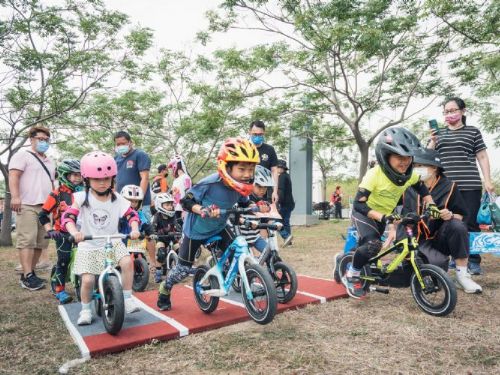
[443,108,461,115]
[33,136,50,142]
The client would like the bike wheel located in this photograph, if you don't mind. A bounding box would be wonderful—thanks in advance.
[232,274,242,293]
[102,275,125,335]
[273,261,298,304]
[410,264,457,317]
[337,253,370,291]
[132,257,149,292]
[193,265,219,314]
[241,264,278,325]
[167,251,178,270]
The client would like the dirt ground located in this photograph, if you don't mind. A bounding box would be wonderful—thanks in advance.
[0,220,499,375]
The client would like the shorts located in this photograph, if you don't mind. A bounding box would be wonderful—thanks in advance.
[15,204,49,250]
[73,241,130,275]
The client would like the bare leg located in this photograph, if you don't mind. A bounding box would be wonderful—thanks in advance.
[118,256,133,291]
[19,248,34,276]
[39,247,50,263]
[146,240,158,268]
[31,248,42,270]
[80,273,95,304]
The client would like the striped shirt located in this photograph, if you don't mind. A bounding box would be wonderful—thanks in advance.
[238,214,260,245]
[435,125,486,191]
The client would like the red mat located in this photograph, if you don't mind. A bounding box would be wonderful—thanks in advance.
[59,275,347,357]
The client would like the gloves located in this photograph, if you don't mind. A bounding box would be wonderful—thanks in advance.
[381,213,401,225]
[427,204,441,219]
[200,204,219,218]
[46,230,63,240]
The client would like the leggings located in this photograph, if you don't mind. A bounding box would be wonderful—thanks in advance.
[351,211,384,270]
[160,226,235,294]
[53,237,73,287]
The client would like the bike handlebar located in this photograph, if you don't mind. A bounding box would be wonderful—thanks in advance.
[400,211,430,226]
[149,233,182,241]
[45,233,145,242]
[219,206,259,215]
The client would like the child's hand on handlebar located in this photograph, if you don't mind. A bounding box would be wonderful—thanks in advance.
[71,232,85,243]
[200,204,220,218]
[46,230,63,240]
[427,203,441,219]
[130,230,141,240]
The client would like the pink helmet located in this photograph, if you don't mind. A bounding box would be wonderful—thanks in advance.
[167,154,187,177]
[80,151,117,179]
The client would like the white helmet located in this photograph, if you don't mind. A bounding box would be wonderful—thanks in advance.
[155,192,175,217]
[254,165,274,187]
[120,185,144,201]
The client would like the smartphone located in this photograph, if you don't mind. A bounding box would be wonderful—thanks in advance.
[428,119,439,134]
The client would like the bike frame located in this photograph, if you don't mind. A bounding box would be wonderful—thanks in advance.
[360,224,427,289]
[96,235,124,309]
[198,235,258,301]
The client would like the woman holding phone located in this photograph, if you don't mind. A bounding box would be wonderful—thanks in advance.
[428,97,495,275]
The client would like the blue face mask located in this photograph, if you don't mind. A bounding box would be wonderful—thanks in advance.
[115,144,130,155]
[251,135,264,146]
[36,140,50,153]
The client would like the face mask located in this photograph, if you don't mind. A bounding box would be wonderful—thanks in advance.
[414,167,433,181]
[444,113,462,125]
[115,144,130,155]
[251,135,264,146]
[36,140,50,153]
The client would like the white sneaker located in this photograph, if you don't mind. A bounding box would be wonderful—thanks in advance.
[283,235,293,247]
[125,297,140,314]
[77,309,93,325]
[455,271,482,294]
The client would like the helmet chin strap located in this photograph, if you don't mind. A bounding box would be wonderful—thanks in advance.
[94,188,113,196]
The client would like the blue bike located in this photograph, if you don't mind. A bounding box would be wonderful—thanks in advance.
[193,207,278,325]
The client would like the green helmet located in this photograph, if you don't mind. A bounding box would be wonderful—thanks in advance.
[57,159,81,191]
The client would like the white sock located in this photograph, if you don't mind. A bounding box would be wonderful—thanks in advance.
[456,266,468,277]
[123,289,132,299]
[81,302,91,312]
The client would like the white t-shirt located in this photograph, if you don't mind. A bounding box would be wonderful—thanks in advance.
[172,173,192,211]
[74,191,130,251]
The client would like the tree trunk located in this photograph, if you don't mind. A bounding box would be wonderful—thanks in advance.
[0,167,13,246]
[321,173,327,202]
[358,143,370,183]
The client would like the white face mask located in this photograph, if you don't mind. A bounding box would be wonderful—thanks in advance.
[414,166,433,181]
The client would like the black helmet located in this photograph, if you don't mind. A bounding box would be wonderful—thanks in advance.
[375,127,421,186]
[277,159,288,170]
[413,148,443,169]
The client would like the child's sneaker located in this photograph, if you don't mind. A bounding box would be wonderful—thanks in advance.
[345,276,366,299]
[55,290,73,304]
[154,269,163,283]
[157,293,171,311]
[20,273,44,291]
[125,298,140,314]
[455,271,482,294]
[77,309,93,325]
[467,262,483,275]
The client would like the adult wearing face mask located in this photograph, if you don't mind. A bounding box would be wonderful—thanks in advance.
[249,120,279,203]
[400,148,482,294]
[9,125,55,291]
[428,97,495,275]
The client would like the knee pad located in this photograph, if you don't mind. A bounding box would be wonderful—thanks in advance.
[357,239,382,259]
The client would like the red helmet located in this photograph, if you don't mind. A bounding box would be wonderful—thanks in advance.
[80,151,117,179]
[217,137,260,196]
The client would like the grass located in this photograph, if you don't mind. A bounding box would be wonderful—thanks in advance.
[1,220,499,374]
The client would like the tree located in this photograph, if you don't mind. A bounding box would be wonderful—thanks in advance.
[0,0,152,245]
[426,0,499,144]
[205,0,456,180]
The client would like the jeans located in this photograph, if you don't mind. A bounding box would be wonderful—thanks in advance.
[279,206,293,239]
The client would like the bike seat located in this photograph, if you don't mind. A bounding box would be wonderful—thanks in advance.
[204,235,222,247]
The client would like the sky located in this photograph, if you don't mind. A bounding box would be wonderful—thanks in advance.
[103,0,499,199]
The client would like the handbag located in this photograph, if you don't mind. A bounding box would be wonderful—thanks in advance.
[490,194,500,232]
[476,192,492,225]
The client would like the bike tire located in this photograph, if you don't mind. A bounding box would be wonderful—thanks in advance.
[102,275,125,335]
[273,261,298,304]
[232,274,242,293]
[193,265,219,314]
[410,264,457,317]
[241,264,278,325]
[132,257,149,292]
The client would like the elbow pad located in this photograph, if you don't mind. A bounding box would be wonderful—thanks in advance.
[181,192,197,212]
[38,210,51,226]
[123,207,140,226]
[353,189,372,216]
[61,207,80,231]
